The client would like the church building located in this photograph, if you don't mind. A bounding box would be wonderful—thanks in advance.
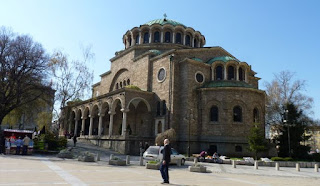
[65,17,265,156]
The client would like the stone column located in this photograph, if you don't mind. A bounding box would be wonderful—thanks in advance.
[160,31,164,43]
[120,108,129,136]
[149,29,152,43]
[224,65,227,80]
[89,115,93,136]
[108,111,115,136]
[81,117,85,136]
[236,66,239,81]
[191,36,195,47]
[245,70,248,83]
[68,122,71,134]
[98,113,104,136]
[139,32,143,44]
[183,34,186,45]
[74,119,78,137]
[172,32,176,44]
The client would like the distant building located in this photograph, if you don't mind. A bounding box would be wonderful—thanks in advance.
[63,17,265,156]
[305,126,320,152]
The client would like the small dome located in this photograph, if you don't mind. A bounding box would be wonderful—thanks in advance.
[144,18,186,27]
[206,56,238,64]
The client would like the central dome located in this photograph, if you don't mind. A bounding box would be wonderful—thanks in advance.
[144,18,186,27]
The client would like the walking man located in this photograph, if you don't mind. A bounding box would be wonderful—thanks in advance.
[160,139,171,184]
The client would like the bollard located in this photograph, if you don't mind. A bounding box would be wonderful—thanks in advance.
[296,163,300,172]
[275,162,280,171]
[315,164,319,172]
[110,154,114,160]
[126,155,130,165]
[139,156,143,166]
[254,160,258,170]
[194,157,198,164]
[96,153,100,161]
[232,160,236,168]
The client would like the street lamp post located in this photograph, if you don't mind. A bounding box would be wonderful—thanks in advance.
[185,109,194,157]
[283,109,291,157]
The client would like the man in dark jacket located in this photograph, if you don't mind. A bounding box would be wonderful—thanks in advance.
[160,139,171,184]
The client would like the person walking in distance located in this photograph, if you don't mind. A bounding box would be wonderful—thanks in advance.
[73,135,77,147]
[160,139,171,184]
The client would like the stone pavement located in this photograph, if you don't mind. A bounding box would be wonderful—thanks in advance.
[0,139,319,185]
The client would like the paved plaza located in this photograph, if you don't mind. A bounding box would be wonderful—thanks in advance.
[1,140,320,185]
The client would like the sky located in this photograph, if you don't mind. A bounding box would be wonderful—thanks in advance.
[1,0,319,120]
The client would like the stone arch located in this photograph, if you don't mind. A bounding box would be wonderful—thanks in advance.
[83,106,90,135]
[109,68,129,92]
[111,98,123,135]
[100,101,110,135]
[90,104,99,135]
[75,108,82,136]
[126,97,152,137]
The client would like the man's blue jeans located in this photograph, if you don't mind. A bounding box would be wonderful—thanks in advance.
[160,162,169,183]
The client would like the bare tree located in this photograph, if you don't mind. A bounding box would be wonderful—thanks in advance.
[49,47,94,121]
[264,70,313,125]
[0,27,51,125]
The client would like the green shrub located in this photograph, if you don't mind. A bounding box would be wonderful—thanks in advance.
[271,157,294,161]
[283,157,294,161]
[311,153,320,162]
[147,160,159,164]
[125,85,141,90]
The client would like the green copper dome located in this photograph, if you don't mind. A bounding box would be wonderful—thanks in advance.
[206,56,238,64]
[144,18,186,27]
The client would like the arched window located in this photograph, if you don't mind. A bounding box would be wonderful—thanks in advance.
[116,83,119,90]
[210,106,218,122]
[194,38,198,48]
[135,34,139,44]
[127,79,130,85]
[162,100,166,115]
[156,101,161,116]
[228,66,235,80]
[176,33,182,44]
[154,31,160,43]
[123,80,126,86]
[186,35,191,46]
[239,67,245,81]
[216,65,223,80]
[165,32,171,43]
[128,37,132,46]
[233,106,242,122]
[120,82,123,88]
[143,32,149,43]
[253,108,259,123]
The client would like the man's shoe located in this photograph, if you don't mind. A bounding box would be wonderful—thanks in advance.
[161,181,169,184]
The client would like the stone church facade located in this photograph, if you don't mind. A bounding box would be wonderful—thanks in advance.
[65,17,265,156]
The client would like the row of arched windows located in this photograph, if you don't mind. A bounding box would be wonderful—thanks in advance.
[210,106,260,123]
[125,30,204,48]
[115,79,130,90]
[214,65,246,81]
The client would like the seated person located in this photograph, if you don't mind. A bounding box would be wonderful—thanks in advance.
[212,152,220,163]
[199,151,207,162]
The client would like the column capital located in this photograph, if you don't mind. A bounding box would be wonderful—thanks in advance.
[98,113,105,117]
[120,108,130,113]
[108,111,116,115]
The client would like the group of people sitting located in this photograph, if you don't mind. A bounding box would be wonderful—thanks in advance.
[199,151,222,163]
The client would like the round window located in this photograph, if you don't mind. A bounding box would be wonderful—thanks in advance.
[157,68,166,82]
[195,72,204,83]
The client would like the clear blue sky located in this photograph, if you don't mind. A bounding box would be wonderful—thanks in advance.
[1,0,319,120]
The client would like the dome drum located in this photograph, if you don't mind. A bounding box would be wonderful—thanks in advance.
[123,18,206,49]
